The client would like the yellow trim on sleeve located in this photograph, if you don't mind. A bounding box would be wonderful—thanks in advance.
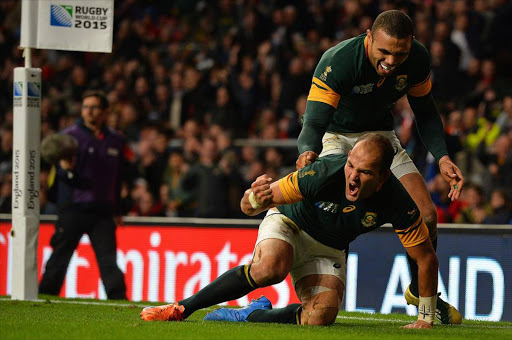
[312,77,337,94]
[278,172,303,204]
[396,216,429,248]
[307,77,341,108]
[408,74,432,97]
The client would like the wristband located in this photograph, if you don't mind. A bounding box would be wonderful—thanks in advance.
[418,295,437,324]
[248,191,262,209]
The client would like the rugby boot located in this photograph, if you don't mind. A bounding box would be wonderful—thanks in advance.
[404,285,462,324]
[140,302,185,321]
[203,296,272,322]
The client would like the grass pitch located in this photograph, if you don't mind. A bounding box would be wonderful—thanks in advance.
[1,296,510,340]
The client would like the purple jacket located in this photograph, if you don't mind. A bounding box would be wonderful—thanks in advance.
[57,119,125,215]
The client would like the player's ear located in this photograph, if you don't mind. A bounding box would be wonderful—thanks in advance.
[366,29,372,41]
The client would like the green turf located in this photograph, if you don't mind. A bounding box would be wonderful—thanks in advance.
[0,296,510,340]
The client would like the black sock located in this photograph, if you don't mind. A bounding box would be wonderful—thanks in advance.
[179,265,258,318]
[247,304,302,324]
[406,251,419,296]
[407,236,438,297]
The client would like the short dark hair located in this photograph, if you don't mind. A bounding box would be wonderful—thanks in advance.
[82,90,108,109]
[356,133,394,173]
[371,10,414,39]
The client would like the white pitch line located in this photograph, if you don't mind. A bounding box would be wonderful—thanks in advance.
[336,315,512,329]
[0,297,216,310]
[337,315,405,323]
[1,298,510,329]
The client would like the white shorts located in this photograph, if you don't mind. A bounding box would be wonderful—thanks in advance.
[319,131,419,179]
[255,209,347,287]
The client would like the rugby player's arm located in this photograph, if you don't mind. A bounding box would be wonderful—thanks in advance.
[407,92,448,163]
[298,101,335,154]
[408,89,465,199]
[395,217,439,298]
[241,172,304,216]
[298,75,341,154]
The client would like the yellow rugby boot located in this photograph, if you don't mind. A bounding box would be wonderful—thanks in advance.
[404,285,462,325]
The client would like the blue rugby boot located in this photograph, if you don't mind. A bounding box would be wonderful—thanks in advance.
[204,296,272,322]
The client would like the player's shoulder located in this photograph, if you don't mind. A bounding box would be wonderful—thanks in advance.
[408,39,430,66]
[321,34,365,65]
[299,154,347,178]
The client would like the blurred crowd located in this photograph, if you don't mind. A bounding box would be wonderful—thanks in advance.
[0,0,511,223]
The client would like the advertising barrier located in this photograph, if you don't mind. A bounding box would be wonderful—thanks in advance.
[0,217,510,321]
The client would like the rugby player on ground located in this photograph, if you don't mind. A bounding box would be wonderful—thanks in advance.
[141,134,441,329]
[296,10,463,324]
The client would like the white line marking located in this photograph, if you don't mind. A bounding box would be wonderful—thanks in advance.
[336,315,512,329]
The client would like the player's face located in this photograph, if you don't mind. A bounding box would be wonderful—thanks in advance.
[367,28,412,77]
[81,96,107,130]
[344,143,389,202]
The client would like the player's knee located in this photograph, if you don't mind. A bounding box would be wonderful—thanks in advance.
[250,260,289,286]
[301,289,340,326]
[422,206,437,232]
[304,306,338,326]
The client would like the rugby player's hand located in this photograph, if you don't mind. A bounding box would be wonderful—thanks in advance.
[251,174,274,207]
[400,320,433,329]
[438,156,464,201]
[296,151,319,170]
[241,174,274,215]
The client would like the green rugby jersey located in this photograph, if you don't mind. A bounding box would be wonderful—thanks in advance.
[299,34,448,161]
[276,154,425,251]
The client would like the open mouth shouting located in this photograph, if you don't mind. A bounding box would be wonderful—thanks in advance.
[347,181,359,200]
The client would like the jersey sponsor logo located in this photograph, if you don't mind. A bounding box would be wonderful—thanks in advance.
[319,66,332,81]
[342,205,356,213]
[352,83,374,94]
[298,170,316,178]
[395,75,408,91]
[315,201,340,214]
[361,212,377,227]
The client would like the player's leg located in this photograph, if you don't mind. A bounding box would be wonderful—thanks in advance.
[179,237,293,318]
[291,236,346,326]
[142,210,295,321]
[87,213,127,300]
[240,274,343,325]
[206,229,346,325]
[294,274,344,325]
[318,132,357,157]
[39,211,84,295]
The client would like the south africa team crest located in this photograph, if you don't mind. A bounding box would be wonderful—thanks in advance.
[361,212,377,227]
[395,75,408,91]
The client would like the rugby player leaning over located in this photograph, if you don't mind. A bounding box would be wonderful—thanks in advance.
[296,10,463,324]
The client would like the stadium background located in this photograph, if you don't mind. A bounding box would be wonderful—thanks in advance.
[0,0,511,323]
